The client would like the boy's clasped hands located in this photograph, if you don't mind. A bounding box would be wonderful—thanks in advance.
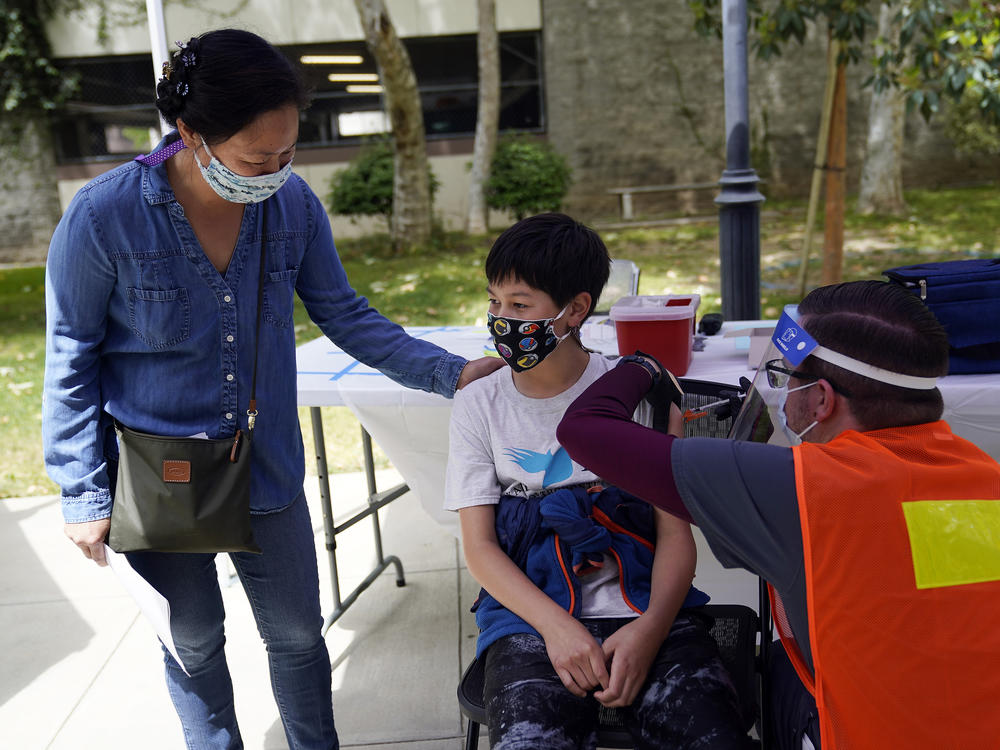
[541,607,663,707]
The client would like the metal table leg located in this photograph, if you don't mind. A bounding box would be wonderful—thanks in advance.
[310,407,408,635]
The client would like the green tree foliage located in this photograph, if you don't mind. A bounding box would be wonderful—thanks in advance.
[2,1,249,119]
[326,138,438,232]
[687,0,1000,126]
[878,0,1000,124]
[0,1,76,116]
[688,0,877,63]
[485,136,572,220]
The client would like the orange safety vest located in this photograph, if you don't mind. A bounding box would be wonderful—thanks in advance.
[774,421,1000,750]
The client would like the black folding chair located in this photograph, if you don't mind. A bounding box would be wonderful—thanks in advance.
[457,603,761,750]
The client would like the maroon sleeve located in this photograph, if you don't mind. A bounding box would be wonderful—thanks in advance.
[556,362,693,524]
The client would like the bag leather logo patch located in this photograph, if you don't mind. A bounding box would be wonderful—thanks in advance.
[163,460,192,483]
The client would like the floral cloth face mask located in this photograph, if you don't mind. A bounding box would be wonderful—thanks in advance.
[196,137,293,204]
[487,307,571,372]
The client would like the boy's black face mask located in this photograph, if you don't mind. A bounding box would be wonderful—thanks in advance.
[486,308,570,372]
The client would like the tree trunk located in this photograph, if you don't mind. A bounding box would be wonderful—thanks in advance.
[466,0,499,235]
[0,116,62,264]
[354,0,431,250]
[857,4,906,216]
[821,59,847,286]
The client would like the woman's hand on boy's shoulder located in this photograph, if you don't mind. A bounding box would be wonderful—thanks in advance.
[456,356,506,390]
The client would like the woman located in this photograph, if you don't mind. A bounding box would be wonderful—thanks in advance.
[43,29,499,750]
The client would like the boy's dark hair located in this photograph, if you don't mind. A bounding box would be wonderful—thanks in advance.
[155,29,310,145]
[797,280,949,430]
[485,213,610,317]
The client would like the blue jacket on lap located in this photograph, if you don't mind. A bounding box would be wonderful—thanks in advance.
[471,483,708,656]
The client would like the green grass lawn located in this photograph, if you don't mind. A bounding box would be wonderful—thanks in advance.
[2,183,997,498]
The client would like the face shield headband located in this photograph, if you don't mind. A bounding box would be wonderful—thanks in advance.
[728,310,940,445]
[770,310,940,390]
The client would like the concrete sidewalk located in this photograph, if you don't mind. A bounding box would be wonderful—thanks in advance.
[1,466,759,749]
[0,469,483,749]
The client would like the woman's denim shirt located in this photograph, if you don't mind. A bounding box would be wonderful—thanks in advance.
[43,136,467,523]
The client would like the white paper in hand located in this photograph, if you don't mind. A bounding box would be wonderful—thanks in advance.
[104,544,190,676]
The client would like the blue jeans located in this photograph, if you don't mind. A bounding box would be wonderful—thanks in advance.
[127,493,337,750]
[766,643,820,750]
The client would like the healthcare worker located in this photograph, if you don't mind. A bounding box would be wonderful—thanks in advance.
[557,280,1000,750]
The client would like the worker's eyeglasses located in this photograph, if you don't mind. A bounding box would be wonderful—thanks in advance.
[764,359,821,390]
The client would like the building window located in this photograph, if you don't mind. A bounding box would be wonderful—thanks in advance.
[52,31,543,163]
[52,55,161,163]
[292,31,543,145]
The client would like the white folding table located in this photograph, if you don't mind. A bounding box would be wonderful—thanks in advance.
[296,320,1000,628]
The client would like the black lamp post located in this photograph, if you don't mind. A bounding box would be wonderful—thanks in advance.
[716,0,765,320]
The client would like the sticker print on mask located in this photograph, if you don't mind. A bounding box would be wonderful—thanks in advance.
[487,308,570,373]
[516,353,539,370]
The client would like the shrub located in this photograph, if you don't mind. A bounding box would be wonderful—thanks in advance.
[326,138,438,231]
[486,136,572,220]
[943,90,1000,157]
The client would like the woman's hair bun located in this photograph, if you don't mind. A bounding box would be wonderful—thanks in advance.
[154,37,201,124]
[153,29,309,140]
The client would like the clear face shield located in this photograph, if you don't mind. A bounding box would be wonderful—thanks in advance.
[729,308,829,446]
[728,338,798,447]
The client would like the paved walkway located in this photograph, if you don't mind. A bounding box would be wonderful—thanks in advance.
[1,469,485,749]
[1,467,759,749]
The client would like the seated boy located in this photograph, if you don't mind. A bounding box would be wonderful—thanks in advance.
[444,213,748,749]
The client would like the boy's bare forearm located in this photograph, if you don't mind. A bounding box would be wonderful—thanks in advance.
[639,510,697,640]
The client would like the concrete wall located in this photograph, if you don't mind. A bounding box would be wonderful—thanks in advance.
[541,0,1000,221]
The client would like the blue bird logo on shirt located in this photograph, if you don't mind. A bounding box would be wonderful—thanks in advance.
[505,446,573,487]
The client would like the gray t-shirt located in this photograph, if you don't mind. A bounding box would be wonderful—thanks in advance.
[445,353,652,509]
[445,352,654,619]
[671,437,814,670]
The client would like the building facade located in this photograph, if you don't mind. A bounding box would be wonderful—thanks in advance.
[40,0,999,245]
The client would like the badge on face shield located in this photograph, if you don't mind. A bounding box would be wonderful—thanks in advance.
[771,311,819,367]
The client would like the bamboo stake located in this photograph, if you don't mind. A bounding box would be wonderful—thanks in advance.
[796,35,843,298]
[821,57,848,285]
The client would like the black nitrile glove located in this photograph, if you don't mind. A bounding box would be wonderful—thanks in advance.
[632,350,683,434]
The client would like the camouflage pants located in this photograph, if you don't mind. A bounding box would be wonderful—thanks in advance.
[482,611,750,750]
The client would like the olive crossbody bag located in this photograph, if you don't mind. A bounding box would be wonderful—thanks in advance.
[107,209,269,554]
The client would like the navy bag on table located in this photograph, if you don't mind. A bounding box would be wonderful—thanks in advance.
[883,258,1000,374]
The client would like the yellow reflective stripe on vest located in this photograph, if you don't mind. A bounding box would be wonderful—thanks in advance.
[902,500,1000,589]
